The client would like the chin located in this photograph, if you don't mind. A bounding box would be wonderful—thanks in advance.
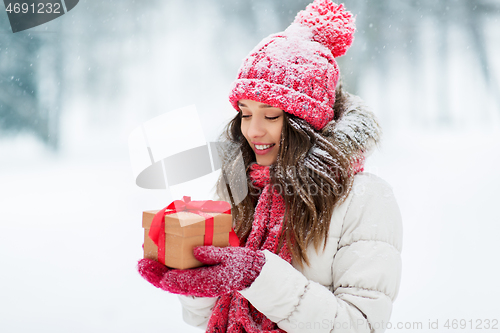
[256,157,273,166]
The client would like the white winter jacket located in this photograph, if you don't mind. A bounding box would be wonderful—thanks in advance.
[178,172,403,333]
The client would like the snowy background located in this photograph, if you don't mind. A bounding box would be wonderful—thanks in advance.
[1,0,500,332]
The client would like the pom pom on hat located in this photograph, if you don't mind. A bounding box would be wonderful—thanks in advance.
[292,0,355,58]
[229,0,355,131]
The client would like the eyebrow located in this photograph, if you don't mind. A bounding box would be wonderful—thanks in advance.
[238,102,276,109]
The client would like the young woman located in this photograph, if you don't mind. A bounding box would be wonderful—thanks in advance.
[138,1,402,332]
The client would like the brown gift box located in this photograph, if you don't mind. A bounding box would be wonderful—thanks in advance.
[142,210,233,269]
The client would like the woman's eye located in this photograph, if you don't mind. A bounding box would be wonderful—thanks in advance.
[266,116,280,120]
[241,114,251,118]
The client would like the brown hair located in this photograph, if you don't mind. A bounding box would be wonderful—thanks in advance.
[216,84,354,268]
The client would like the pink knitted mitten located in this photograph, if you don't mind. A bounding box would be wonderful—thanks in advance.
[137,258,170,289]
[160,246,266,298]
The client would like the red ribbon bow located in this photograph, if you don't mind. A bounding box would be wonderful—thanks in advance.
[149,196,240,265]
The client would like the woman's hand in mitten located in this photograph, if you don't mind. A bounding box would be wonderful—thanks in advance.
[137,258,170,289]
[160,246,266,298]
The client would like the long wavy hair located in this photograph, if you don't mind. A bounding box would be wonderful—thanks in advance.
[216,84,356,267]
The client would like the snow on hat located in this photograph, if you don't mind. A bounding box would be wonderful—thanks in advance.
[229,0,355,130]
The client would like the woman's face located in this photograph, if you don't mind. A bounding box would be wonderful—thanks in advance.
[239,99,284,166]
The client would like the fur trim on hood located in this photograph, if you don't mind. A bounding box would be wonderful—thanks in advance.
[322,92,382,164]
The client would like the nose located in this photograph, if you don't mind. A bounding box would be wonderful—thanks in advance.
[246,117,266,138]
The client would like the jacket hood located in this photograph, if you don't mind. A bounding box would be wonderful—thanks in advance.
[321,92,382,166]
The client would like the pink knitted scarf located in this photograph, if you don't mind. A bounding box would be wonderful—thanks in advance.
[206,162,291,333]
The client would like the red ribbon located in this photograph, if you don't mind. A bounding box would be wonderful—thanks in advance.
[148,196,239,265]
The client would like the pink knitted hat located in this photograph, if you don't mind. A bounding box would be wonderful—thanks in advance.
[229,0,355,130]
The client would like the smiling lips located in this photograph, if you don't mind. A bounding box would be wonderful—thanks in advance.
[255,144,273,150]
[253,143,276,155]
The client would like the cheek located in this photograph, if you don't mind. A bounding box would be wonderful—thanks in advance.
[240,122,249,141]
